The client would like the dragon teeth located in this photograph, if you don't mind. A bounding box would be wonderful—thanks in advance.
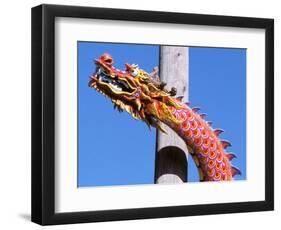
[125,106,130,113]
[120,103,125,109]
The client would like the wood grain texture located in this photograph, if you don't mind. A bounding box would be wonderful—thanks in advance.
[155,46,189,184]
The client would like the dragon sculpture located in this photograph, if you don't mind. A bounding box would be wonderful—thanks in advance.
[88,53,241,181]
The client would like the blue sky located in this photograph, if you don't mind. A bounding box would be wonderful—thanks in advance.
[78,42,246,187]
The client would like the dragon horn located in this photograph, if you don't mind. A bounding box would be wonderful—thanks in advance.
[231,166,241,177]
[200,113,207,119]
[214,129,224,136]
[176,96,184,101]
[192,107,200,113]
[221,140,232,149]
[207,121,213,126]
[226,153,237,161]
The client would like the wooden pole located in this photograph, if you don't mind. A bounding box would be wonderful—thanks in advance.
[155,46,189,184]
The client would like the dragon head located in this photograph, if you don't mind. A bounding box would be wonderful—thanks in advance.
[89,53,183,132]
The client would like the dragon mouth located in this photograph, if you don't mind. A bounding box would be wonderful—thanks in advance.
[89,66,137,97]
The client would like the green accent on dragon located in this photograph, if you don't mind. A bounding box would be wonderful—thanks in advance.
[88,53,241,181]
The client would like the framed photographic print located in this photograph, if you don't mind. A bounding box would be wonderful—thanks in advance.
[31,4,274,225]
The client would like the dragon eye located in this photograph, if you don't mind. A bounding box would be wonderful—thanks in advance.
[131,69,139,77]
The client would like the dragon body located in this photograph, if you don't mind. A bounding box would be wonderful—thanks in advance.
[89,53,241,181]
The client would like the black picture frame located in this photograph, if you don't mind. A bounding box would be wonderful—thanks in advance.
[31,4,274,225]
